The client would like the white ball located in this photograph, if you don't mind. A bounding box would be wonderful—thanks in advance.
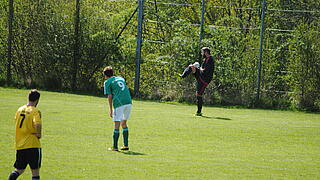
[193,62,200,68]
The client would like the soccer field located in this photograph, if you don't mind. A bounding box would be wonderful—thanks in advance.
[0,87,319,179]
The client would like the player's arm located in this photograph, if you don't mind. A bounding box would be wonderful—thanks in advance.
[14,111,19,120]
[34,124,42,139]
[14,111,20,125]
[200,61,207,72]
[33,111,42,139]
[108,94,113,118]
[201,57,213,72]
[104,81,113,118]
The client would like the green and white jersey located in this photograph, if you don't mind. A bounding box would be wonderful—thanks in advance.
[104,76,132,109]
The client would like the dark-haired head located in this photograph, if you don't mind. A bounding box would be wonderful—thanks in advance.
[28,89,40,102]
[201,47,211,55]
[103,66,114,78]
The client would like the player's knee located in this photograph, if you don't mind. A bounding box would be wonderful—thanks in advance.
[114,122,120,129]
[31,169,40,177]
[16,169,24,175]
[121,121,127,128]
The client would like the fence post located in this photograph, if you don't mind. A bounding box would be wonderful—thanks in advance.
[134,0,144,97]
[199,0,205,47]
[7,0,14,85]
[256,0,266,103]
[72,0,81,90]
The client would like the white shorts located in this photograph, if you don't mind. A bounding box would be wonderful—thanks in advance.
[113,104,132,122]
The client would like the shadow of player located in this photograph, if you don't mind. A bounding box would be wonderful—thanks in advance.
[201,116,232,120]
[118,151,146,155]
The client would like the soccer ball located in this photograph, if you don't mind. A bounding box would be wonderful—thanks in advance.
[193,62,200,68]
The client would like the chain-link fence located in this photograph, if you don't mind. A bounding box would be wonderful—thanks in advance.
[0,0,319,110]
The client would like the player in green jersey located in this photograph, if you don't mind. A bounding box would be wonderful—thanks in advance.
[103,66,132,151]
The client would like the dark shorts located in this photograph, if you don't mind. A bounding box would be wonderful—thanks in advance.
[194,69,210,96]
[14,148,42,170]
[196,78,209,96]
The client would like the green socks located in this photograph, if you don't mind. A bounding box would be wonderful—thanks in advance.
[123,127,129,146]
[113,128,129,148]
[113,129,120,148]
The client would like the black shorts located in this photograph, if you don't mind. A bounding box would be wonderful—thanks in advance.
[14,148,42,170]
[194,69,210,96]
[196,78,209,96]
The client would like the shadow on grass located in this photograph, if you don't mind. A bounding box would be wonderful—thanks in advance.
[118,151,146,155]
[200,116,232,120]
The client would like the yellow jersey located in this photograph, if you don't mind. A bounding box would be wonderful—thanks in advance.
[14,105,42,150]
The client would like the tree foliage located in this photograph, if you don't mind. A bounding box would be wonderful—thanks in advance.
[0,0,319,111]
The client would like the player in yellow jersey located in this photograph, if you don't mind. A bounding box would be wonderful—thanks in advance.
[8,90,42,180]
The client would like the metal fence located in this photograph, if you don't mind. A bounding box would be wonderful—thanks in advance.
[1,0,319,109]
[134,0,319,107]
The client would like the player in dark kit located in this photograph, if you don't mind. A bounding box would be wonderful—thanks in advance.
[180,47,214,116]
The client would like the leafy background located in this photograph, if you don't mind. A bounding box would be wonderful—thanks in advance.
[0,0,319,111]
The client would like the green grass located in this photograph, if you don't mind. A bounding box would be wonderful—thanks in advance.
[1,87,320,179]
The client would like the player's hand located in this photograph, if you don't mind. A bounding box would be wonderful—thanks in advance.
[33,133,41,139]
[109,111,113,118]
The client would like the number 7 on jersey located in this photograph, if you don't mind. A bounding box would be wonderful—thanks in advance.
[19,114,26,128]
